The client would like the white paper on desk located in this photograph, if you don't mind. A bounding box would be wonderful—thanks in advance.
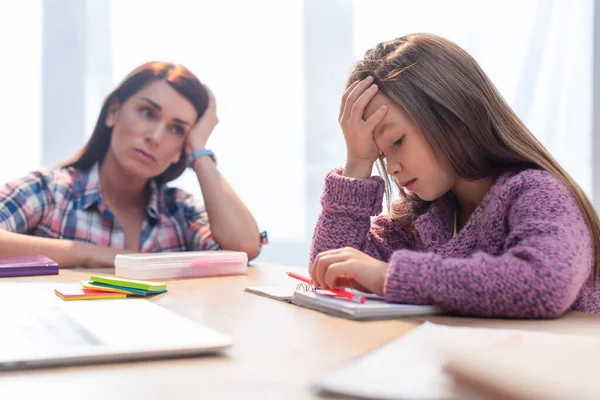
[313,322,589,400]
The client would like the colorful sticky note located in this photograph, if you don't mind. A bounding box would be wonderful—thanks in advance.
[55,287,126,301]
[80,281,149,296]
[90,276,167,292]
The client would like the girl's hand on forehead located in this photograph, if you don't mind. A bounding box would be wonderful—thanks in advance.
[339,76,387,178]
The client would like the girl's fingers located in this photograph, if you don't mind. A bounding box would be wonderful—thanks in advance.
[364,104,388,133]
[339,80,361,120]
[350,83,380,124]
[313,253,349,289]
[341,76,374,122]
[324,260,353,289]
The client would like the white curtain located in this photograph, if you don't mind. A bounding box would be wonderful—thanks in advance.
[0,2,42,185]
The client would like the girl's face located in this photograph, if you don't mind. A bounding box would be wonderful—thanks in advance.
[364,93,457,201]
[105,80,197,179]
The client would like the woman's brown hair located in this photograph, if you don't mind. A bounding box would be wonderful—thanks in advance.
[64,61,208,185]
[347,33,600,279]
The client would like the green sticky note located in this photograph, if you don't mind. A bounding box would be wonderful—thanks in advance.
[90,275,167,291]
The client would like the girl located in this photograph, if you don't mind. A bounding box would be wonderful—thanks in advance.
[0,62,262,267]
[310,33,600,318]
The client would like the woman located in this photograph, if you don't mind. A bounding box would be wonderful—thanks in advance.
[0,62,262,267]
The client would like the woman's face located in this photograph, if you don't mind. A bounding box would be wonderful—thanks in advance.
[105,80,197,179]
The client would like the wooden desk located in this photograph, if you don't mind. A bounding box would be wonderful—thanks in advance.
[1,263,599,400]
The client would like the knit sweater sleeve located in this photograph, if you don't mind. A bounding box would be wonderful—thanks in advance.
[309,169,415,270]
[383,172,594,319]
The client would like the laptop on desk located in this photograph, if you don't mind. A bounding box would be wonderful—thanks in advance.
[0,283,232,370]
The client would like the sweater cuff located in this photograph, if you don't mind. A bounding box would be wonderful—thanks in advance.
[321,168,385,217]
[383,249,436,304]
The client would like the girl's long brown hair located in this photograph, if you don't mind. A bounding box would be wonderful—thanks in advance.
[347,33,600,279]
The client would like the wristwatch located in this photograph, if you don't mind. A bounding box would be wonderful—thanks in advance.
[187,148,216,168]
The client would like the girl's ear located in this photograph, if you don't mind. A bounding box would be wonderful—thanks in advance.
[105,99,121,128]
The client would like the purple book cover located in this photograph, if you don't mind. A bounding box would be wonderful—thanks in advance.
[0,256,59,277]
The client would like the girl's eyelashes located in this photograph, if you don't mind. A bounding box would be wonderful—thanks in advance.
[393,135,405,147]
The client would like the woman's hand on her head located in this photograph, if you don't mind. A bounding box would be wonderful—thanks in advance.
[339,76,388,179]
[310,247,389,296]
[186,85,219,154]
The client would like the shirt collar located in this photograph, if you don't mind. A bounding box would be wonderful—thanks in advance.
[74,163,102,211]
[146,179,160,220]
[74,163,161,220]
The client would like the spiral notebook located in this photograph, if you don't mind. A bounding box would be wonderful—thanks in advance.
[245,284,441,320]
[244,285,298,302]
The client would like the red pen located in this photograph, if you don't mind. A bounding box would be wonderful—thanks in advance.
[286,272,366,304]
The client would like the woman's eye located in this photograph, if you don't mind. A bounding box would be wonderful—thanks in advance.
[140,107,155,118]
[171,125,185,136]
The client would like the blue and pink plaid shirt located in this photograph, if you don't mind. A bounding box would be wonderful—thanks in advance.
[0,164,220,252]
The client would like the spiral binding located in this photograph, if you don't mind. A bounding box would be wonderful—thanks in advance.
[296,283,316,292]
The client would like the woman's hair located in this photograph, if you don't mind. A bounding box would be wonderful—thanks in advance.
[64,61,208,185]
[347,33,600,279]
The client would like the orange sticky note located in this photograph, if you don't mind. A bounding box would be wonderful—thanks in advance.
[55,287,126,301]
[80,280,146,296]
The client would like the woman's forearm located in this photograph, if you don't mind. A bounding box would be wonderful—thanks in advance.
[191,157,260,259]
[0,229,117,267]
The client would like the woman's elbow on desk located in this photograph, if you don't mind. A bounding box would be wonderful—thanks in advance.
[217,237,261,261]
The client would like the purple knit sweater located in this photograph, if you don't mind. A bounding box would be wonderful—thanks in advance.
[309,168,599,318]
